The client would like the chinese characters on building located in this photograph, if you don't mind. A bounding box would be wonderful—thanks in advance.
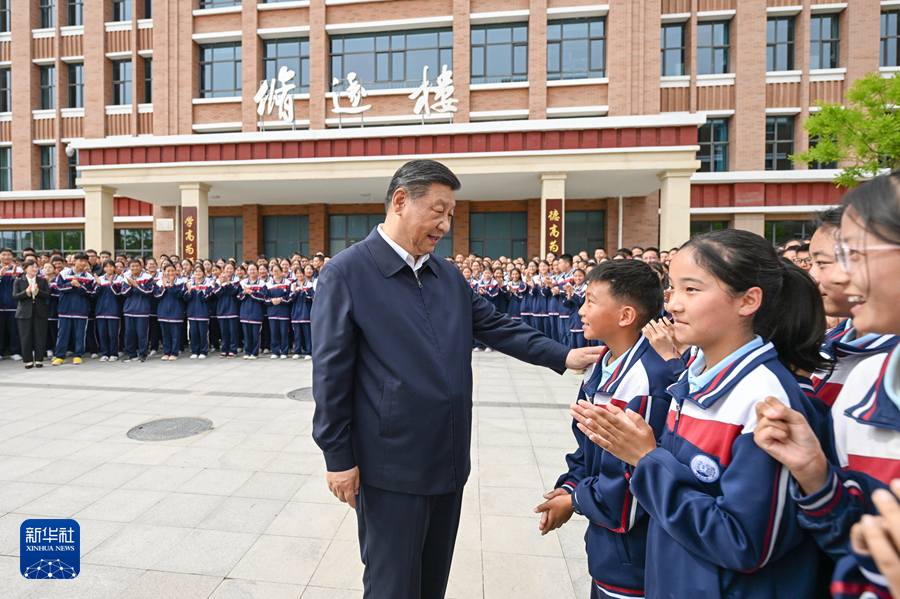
[254,66,297,126]
[545,200,563,254]
[183,207,198,260]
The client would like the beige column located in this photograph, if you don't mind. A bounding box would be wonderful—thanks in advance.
[180,182,210,261]
[539,173,566,255]
[658,170,694,250]
[730,213,766,238]
[83,185,116,253]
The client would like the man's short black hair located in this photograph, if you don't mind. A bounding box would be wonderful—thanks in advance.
[558,253,573,265]
[385,159,461,212]
[0,247,12,254]
[73,252,89,261]
[797,243,811,253]
[643,247,660,256]
[585,259,664,328]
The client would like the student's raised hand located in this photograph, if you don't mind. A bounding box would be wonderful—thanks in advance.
[565,346,604,370]
[272,297,281,305]
[572,401,657,467]
[850,480,900,598]
[643,319,680,360]
[534,489,574,535]
[753,396,828,495]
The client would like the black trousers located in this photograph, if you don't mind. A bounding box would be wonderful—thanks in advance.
[17,315,47,363]
[356,483,464,599]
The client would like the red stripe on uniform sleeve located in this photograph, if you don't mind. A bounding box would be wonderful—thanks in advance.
[672,414,743,466]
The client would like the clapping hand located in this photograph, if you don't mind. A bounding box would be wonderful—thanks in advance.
[272,297,281,305]
[642,318,684,361]
[571,400,657,467]
[70,277,81,288]
[850,481,900,598]
[534,488,574,535]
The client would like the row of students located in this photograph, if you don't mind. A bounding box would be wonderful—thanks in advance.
[532,173,900,599]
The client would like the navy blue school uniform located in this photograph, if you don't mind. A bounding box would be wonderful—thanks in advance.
[290,279,314,356]
[47,275,59,354]
[54,267,97,360]
[530,275,551,338]
[264,276,294,357]
[477,278,501,308]
[184,278,212,356]
[258,274,271,353]
[122,271,155,359]
[0,264,22,355]
[630,339,824,599]
[562,282,587,349]
[237,276,266,357]
[548,274,562,343]
[505,280,526,321]
[94,273,126,358]
[556,335,675,599]
[213,275,240,356]
[147,270,162,353]
[556,269,575,346]
[205,277,220,351]
[519,277,534,327]
[154,279,185,357]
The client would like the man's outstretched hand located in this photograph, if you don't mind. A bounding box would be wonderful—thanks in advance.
[327,467,360,509]
[566,346,604,370]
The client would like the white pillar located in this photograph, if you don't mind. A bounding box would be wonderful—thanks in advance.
[540,173,566,256]
[179,182,210,261]
[730,213,766,238]
[83,184,116,253]
[658,170,694,250]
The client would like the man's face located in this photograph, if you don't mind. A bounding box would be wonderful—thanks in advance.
[130,263,142,276]
[782,248,798,262]
[390,183,455,257]
[75,258,89,272]
[642,251,660,263]
[793,250,811,271]
[87,252,98,264]
[0,250,11,265]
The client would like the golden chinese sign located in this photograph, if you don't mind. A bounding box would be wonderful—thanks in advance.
[182,206,198,259]
[544,199,562,255]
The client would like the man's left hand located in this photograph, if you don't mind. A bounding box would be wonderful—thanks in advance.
[565,346,604,370]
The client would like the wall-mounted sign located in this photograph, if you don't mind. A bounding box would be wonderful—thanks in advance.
[182,207,198,259]
[544,200,562,255]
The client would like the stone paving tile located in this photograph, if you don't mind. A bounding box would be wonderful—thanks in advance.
[117,570,222,599]
[208,579,305,599]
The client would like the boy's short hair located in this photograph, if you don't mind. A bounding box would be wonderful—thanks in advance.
[585,259,664,328]
[128,259,142,267]
[73,252,89,261]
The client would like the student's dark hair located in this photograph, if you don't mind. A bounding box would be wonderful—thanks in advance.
[85,249,96,254]
[841,171,900,245]
[644,247,660,256]
[51,256,65,264]
[163,263,175,271]
[558,253,573,264]
[128,259,141,267]
[0,247,12,254]
[613,250,632,259]
[814,206,844,234]
[681,229,828,374]
[797,243,811,253]
[73,252,89,261]
[102,259,116,269]
[22,259,38,270]
[615,247,633,257]
[193,263,205,274]
[384,159,461,212]
[631,246,644,252]
[573,268,585,277]
[585,259,664,328]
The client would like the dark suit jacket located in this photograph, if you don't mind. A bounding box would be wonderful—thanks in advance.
[311,227,570,496]
[13,276,50,320]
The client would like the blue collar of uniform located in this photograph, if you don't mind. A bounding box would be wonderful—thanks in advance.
[832,325,898,358]
[366,227,437,279]
[668,340,778,409]
[581,335,651,398]
[845,344,900,434]
[688,336,764,394]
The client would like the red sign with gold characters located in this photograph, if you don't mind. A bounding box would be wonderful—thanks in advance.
[544,199,562,255]
[182,206,198,259]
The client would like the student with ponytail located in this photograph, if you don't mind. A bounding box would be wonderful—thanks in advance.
[572,228,828,599]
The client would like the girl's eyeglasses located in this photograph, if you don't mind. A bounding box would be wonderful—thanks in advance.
[833,242,900,272]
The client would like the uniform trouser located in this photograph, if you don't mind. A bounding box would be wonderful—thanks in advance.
[533,316,550,338]
[292,322,311,355]
[0,310,21,355]
[17,315,47,363]
[180,319,188,350]
[124,315,149,358]
[219,317,239,354]
[189,320,209,355]
[549,314,559,343]
[558,318,571,346]
[209,317,221,350]
[85,318,99,354]
[357,483,464,599]
[242,322,261,356]
[148,315,161,351]
[160,321,181,356]
[261,316,271,351]
[269,319,290,356]
[55,317,87,359]
[96,318,120,357]
[47,319,58,354]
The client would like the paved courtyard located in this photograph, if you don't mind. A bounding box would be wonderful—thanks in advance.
[0,352,590,599]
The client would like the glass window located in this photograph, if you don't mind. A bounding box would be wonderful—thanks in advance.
[883,11,900,67]
[469,212,527,259]
[809,135,838,169]
[40,66,55,110]
[697,118,729,172]
[0,147,10,192]
[112,0,131,21]
[661,23,685,76]
[263,38,310,94]
[0,0,9,33]
[690,221,728,237]
[765,220,815,246]
[547,18,606,80]
[114,228,154,257]
[68,0,83,26]
[68,63,84,109]
[767,17,795,71]
[564,211,605,256]
[0,230,85,253]
[329,214,384,256]
[331,29,452,91]
[697,20,729,75]
[40,146,56,191]
[200,0,240,8]
[68,149,80,190]
[766,116,794,171]
[39,0,54,28]
[810,14,839,70]
[263,215,310,257]
[199,42,242,98]
[144,0,151,19]
[471,23,528,84]
[209,216,244,261]
[144,58,152,104]
[0,67,9,112]
[112,60,132,105]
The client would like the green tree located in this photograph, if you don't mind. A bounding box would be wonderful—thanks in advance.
[792,72,900,188]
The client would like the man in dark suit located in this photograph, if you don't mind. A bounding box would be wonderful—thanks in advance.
[13,259,50,367]
[312,160,601,599]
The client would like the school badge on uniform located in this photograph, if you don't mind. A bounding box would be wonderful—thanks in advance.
[20,519,80,579]
[690,454,721,484]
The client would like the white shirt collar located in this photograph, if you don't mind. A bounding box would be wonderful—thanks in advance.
[377,224,430,273]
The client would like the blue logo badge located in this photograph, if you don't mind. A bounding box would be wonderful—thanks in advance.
[690,454,721,484]
[20,519,80,579]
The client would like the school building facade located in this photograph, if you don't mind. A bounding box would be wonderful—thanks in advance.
[0,0,886,260]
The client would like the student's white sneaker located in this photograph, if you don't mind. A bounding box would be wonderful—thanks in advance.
[11,354,22,361]
[249,355,258,360]
[91,353,99,359]
[263,349,270,354]
[46,350,53,358]
[472,347,481,352]
[198,354,207,359]
[190,354,198,359]
[108,356,117,362]
[170,356,177,361]
[149,350,157,356]
[122,357,132,363]
[484,348,493,353]
[280,354,288,359]
[243,355,250,360]
[304,355,312,361]
[271,354,279,359]
[292,354,300,360]
[161,356,169,361]
[99,356,109,362]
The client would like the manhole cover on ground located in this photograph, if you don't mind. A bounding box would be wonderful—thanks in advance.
[286,387,314,402]
[127,417,213,441]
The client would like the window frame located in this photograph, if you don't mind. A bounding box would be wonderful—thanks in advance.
[40,145,56,191]
[199,0,241,8]
[199,42,243,99]
[114,228,154,258]
[0,67,9,113]
[563,210,605,256]
[468,212,528,259]
[810,13,840,70]
[697,117,730,173]
[0,0,9,33]
[68,63,84,109]
[143,57,153,104]
[209,216,244,261]
[68,149,80,190]
[329,213,385,256]
[67,0,83,26]
[470,23,529,85]
[0,147,11,192]
[696,20,730,76]
[809,134,838,169]
[767,16,795,72]
[111,59,132,106]
[262,214,310,258]
[143,0,152,19]
[39,0,55,29]
[0,230,85,254]
[690,221,728,237]
[765,115,795,171]
[111,0,132,22]
[660,23,686,77]
[39,66,56,110]
[882,11,900,67]
[546,17,606,81]
[263,37,311,95]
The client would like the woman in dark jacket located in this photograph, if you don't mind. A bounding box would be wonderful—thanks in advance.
[13,260,50,368]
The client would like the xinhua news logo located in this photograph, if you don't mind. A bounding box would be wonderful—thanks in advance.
[20,519,80,579]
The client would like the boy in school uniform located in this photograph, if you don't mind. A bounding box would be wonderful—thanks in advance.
[0,247,23,359]
[51,252,97,365]
[535,260,674,599]
[121,259,155,362]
